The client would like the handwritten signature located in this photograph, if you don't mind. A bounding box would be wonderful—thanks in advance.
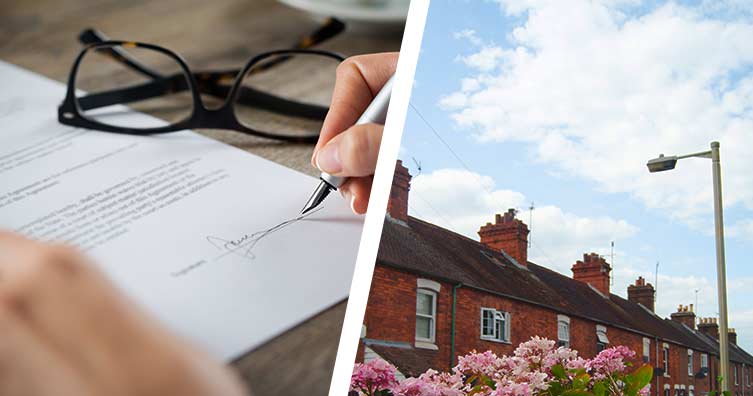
[170,208,322,277]
[206,207,323,261]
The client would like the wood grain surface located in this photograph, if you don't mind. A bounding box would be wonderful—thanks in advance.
[0,1,403,394]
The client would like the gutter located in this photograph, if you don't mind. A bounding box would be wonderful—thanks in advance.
[450,283,462,370]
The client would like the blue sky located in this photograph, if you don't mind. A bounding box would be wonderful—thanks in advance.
[400,0,753,352]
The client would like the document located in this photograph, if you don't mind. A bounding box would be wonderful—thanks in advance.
[0,61,363,360]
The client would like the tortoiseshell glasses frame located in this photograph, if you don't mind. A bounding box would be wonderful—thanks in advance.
[58,19,346,143]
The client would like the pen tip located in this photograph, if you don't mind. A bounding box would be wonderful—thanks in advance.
[301,181,333,215]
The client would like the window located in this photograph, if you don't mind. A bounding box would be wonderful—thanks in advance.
[643,338,651,363]
[734,365,739,385]
[415,289,436,343]
[557,315,570,348]
[663,344,670,375]
[701,353,708,369]
[689,385,694,396]
[688,350,693,376]
[664,384,671,396]
[596,325,609,352]
[480,308,510,342]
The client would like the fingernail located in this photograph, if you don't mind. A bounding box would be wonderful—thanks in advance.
[350,194,357,214]
[315,142,342,174]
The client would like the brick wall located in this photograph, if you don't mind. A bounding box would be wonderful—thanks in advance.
[361,263,734,396]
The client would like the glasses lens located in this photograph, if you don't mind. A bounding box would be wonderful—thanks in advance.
[234,52,339,139]
[75,44,193,129]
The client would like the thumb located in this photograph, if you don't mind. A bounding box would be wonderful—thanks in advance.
[314,123,383,178]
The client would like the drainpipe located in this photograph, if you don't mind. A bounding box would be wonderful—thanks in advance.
[654,337,656,396]
[450,283,462,371]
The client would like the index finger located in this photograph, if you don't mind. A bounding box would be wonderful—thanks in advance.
[313,52,398,160]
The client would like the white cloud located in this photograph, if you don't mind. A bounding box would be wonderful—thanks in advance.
[409,168,638,274]
[441,1,753,232]
[460,78,481,92]
[457,46,506,71]
[453,29,483,46]
[727,218,753,240]
[438,92,468,109]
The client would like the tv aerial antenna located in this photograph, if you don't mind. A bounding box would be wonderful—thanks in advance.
[528,202,535,248]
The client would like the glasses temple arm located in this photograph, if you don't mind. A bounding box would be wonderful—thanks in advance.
[293,17,345,49]
[78,28,164,80]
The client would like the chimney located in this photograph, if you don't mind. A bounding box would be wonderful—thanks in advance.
[627,276,655,312]
[478,209,529,266]
[571,253,612,296]
[387,160,411,222]
[728,328,737,345]
[698,317,720,339]
[670,304,697,329]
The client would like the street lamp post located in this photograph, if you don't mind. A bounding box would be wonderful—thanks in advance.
[646,141,730,392]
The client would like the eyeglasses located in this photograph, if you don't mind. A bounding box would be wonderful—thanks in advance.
[58,19,346,143]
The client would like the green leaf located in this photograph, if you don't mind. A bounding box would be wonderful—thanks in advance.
[632,365,654,389]
[571,373,591,390]
[562,390,593,396]
[593,382,606,396]
[552,364,568,380]
[548,381,564,396]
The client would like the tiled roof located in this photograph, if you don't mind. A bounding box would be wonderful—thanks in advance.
[368,344,437,378]
[377,215,753,364]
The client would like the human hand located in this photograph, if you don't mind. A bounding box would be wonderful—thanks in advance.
[312,52,398,214]
[0,232,247,396]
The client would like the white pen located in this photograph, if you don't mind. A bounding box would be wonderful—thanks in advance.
[300,75,394,214]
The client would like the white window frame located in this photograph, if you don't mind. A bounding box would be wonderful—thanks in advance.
[557,315,570,348]
[688,349,694,376]
[701,353,708,369]
[643,338,651,363]
[480,307,510,343]
[596,325,609,351]
[415,289,437,343]
[734,365,739,385]
[689,385,694,396]
[663,344,670,376]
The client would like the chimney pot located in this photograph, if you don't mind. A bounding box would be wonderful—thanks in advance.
[386,160,412,222]
[628,276,655,311]
[479,208,529,266]
[572,253,612,296]
[728,328,738,345]
[671,304,696,329]
[698,316,720,339]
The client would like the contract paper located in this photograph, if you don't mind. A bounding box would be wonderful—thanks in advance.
[0,61,363,360]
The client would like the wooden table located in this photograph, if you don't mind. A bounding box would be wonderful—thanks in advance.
[0,1,402,394]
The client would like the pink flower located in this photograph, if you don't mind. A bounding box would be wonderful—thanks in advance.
[454,350,504,378]
[392,369,465,396]
[586,345,636,380]
[351,358,399,394]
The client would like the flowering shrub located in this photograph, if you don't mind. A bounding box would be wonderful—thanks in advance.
[351,337,652,396]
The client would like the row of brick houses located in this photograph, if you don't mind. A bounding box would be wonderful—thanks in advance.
[357,160,753,396]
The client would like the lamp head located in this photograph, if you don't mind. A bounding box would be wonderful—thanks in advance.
[646,154,678,173]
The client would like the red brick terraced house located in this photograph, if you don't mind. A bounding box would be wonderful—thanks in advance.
[358,161,753,396]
